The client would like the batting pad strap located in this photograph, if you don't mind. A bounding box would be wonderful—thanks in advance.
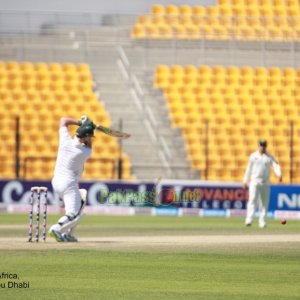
[58,214,76,226]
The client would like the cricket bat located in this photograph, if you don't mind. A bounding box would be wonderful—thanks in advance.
[95,124,131,139]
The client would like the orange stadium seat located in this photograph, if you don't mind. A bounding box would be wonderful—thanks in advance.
[0,61,132,180]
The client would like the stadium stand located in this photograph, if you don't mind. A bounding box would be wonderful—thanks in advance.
[132,1,300,40]
[0,61,132,180]
[154,64,300,182]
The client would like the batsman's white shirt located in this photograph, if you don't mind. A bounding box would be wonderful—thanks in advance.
[52,126,91,215]
[243,151,281,185]
[53,127,91,181]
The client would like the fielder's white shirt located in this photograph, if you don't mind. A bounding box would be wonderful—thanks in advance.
[243,151,282,185]
[53,127,91,181]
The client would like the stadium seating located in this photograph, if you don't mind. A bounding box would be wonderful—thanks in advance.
[132,1,300,41]
[155,64,300,183]
[0,61,132,180]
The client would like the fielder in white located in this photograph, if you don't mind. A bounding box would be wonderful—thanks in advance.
[49,116,95,242]
[243,140,282,228]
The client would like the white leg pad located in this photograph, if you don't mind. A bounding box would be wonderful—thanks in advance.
[52,189,87,235]
[59,213,85,235]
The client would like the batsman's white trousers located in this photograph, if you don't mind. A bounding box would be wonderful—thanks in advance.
[51,177,81,216]
[246,182,270,227]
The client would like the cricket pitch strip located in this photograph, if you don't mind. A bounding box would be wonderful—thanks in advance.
[1,234,300,253]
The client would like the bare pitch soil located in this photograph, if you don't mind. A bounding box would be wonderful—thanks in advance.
[1,234,300,252]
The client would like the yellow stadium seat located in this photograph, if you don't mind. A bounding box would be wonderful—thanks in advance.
[0,61,132,180]
[287,6,300,17]
[179,5,192,15]
[152,15,165,25]
[76,63,90,75]
[165,14,179,26]
[6,61,20,71]
[260,6,273,17]
[287,0,298,6]
[170,65,184,76]
[173,24,186,39]
[283,67,296,78]
[203,25,215,39]
[237,26,255,40]
[274,6,287,17]
[267,25,283,40]
[137,15,151,25]
[172,112,187,128]
[246,6,260,17]
[158,24,173,39]
[232,5,246,16]
[295,26,300,39]
[198,65,211,76]
[269,67,282,77]
[247,16,261,27]
[184,65,198,76]
[156,64,169,74]
[144,23,159,38]
[154,74,168,88]
[259,0,271,5]
[34,62,48,72]
[226,65,240,77]
[166,4,179,16]
[206,6,220,26]
[178,14,193,26]
[151,4,165,15]
[155,64,300,181]
[49,63,62,73]
[281,25,294,40]
[220,4,232,16]
[252,26,266,39]
[274,15,289,27]
[20,62,34,72]
[192,6,206,26]
[218,0,231,5]
[131,2,300,42]
[186,24,201,39]
[212,25,229,40]
[273,0,285,7]
[62,63,76,73]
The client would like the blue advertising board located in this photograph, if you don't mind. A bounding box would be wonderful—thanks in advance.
[0,179,299,213]
[0,180,155,206]
[158,184,248,209]
[269,185,300,211]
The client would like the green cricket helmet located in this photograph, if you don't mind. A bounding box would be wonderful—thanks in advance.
[76,125,95,138]
[258,139,267,147]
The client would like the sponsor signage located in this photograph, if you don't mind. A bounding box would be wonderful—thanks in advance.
[0,180,299,214]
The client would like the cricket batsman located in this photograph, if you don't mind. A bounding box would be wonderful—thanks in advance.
[243,139,282,228]
[49,116,95,242]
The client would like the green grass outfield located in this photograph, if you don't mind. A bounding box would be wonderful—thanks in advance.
[0,214,299,300]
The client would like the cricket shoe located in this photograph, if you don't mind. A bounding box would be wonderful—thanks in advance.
[49,229,65,242]
[63,233,78,242]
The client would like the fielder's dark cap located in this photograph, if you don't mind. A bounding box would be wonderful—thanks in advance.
[258,139,267,147]
[76,125,95,138]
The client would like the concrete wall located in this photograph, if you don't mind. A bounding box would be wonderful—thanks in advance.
[0,0,216,32]
[0,0,215,14]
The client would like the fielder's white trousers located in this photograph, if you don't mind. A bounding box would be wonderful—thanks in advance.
[51,177,81,216]
[245,182,270,227]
